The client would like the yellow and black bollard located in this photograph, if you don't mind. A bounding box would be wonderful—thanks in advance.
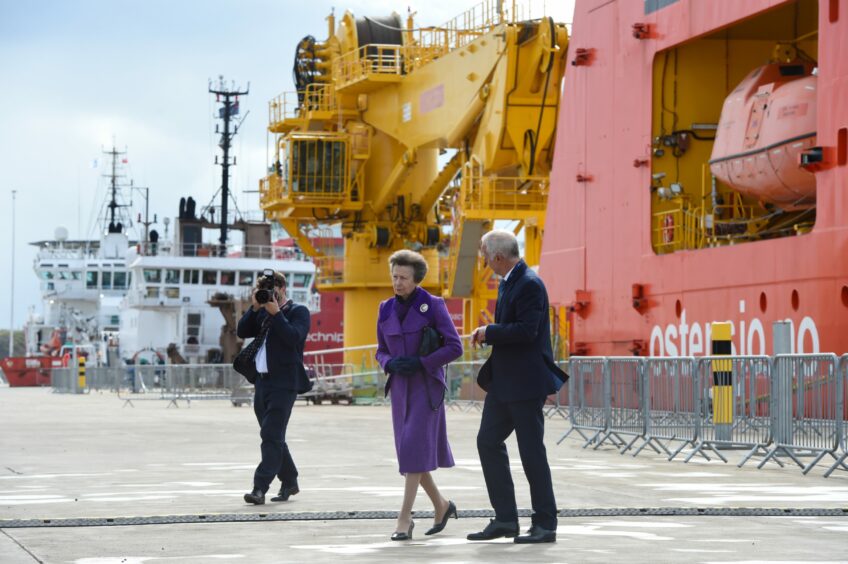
[711,322,733,441]
[77,355,87,394]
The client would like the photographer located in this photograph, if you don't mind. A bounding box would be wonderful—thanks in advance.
[237,269,311,505]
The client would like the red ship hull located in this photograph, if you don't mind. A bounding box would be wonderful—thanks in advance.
[540,0,848,356]
[1,356,62,387]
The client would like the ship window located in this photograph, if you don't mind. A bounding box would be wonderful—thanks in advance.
[145,286,159,298]
[110,315,119,325]
[113,271,127,289]
[291,273,310,288]
[165,269,180,284]
[164,287,180,298]
[40,271,54,280]
[202,270,217,285]
[47,282,54,291]
[183,269,199,284]
[57,271,71,280]
[71,271,81,281]
[143,269,162,283]
[102,271,112,289]
[239,272,254,286]
[86,271,98,289]
[220,271,235,285]
[185,313,202,343]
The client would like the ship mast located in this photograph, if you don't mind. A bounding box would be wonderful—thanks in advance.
[208,76,249,250]
[101,145,130,234]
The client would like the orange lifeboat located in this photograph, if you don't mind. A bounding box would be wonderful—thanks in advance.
[709,60,817,210]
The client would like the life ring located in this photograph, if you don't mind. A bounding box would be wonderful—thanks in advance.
[131,348,167,365]
[662,214,675,244]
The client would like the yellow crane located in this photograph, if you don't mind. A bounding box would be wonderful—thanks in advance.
[260,1,568,355]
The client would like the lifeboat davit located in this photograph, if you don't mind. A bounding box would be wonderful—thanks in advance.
[709,61,817,210]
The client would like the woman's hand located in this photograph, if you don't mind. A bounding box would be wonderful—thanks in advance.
[390,356,423,374]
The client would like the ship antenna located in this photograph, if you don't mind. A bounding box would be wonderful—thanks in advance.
[101,144,131,234]
[208,76,250,252]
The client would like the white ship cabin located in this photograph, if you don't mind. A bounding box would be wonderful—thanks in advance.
[119,216,319,365]
[29,228,132,356]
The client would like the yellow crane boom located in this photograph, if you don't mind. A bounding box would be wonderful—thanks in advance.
[259,1,568,354]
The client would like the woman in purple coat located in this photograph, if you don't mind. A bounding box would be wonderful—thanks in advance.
[376,250,464,541]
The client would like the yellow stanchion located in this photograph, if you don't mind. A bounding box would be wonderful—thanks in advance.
[711,322,733,440]
[77,356,87,392]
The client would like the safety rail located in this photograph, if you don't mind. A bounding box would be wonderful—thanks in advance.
[461,174,549,215]
[334,44,405,89]
[269,84,340,128]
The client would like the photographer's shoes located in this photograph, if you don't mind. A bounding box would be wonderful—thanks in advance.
[243,488,265,505]
[271,483,300,502]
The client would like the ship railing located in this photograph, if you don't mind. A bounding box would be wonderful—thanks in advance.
[461,173,549,215]
[36,245,101,260]
[269,84,340,127]
[334,43,405,88]
[138,241,310,261]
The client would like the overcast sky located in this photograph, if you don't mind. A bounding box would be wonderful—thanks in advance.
[0,0,574,329]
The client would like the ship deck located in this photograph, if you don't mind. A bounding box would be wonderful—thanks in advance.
[1,387,847,563]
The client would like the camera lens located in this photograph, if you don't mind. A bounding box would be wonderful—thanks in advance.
[255,289,271,304]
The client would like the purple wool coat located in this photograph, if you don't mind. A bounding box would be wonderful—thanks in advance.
[376,288,463,474]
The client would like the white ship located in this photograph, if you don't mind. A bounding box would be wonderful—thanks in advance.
[118,199,319,366]
[25,146,136,366]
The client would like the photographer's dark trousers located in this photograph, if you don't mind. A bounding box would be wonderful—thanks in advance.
[476,394,558,530]
[252,377,298,492]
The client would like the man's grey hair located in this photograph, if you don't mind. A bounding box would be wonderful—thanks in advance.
[481,230,520,259]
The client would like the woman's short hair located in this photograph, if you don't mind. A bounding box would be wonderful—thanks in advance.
[388,249,428,283]
[481,230,520,259]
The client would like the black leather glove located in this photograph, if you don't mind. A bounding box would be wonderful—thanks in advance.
[394,356,423,374]
[385,357,403,374]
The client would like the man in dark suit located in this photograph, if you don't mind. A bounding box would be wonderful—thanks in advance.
[238,270,312,505]
[467,230,567,544]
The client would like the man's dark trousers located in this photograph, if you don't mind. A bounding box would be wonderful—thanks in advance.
[252,377,298,492]
[477,393,557,530]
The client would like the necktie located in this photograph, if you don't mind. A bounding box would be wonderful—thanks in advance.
[495,278,505,319]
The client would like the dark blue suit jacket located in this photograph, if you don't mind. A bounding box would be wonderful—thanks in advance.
[477,260,568,402]
[237,303,312,393]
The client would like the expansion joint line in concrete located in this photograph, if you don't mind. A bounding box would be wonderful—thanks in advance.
[2,507,847,529]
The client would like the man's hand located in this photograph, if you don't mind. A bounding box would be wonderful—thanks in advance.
[471,325,488,348]
[264,292,281,316]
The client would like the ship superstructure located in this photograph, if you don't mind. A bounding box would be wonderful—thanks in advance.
[25,145,136,365]
[540,0,847,356]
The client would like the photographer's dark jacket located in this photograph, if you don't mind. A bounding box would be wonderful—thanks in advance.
[237,303,312,393]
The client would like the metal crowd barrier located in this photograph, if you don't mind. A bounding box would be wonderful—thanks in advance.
[556,354,848,477]
[689,356,774,465]
[758,354,844,474]
[642,357,696,459]
[825,354,848,477]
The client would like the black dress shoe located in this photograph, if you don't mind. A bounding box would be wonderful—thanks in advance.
[514,524,557,544]
[271,484,299,502]
[243,488,265,505]
[390,520,414,541]
[466,518,520,541]
[425,500,457,536]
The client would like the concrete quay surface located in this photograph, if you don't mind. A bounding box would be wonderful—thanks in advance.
[1,387,847,563]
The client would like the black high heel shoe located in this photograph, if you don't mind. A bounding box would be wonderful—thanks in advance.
[425,500,457,536]
[391,520,415,541]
